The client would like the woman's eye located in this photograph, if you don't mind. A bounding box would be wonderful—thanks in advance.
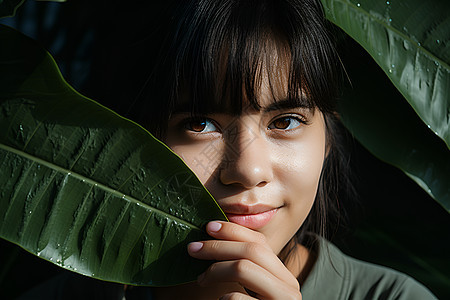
[268,116,304,130]
[184,118,218,133]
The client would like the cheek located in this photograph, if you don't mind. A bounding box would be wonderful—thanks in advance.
[279,132,325,197]
[279,150,323,222]
[169,140,224,184]
[268,142,325,254]
[273,123,326,234]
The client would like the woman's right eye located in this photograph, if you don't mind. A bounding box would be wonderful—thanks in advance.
[183,118,218,133]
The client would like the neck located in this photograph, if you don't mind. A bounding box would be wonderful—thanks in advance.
[283,241,317,285]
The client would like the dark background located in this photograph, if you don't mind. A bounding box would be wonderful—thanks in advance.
[1,1,449,298]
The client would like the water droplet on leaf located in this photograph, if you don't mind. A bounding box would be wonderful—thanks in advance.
[402,41,409,50]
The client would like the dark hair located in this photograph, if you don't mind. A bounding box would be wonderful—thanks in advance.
[128,0,349,259]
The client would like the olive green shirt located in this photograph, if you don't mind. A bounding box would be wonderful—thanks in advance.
[301,238,437,299]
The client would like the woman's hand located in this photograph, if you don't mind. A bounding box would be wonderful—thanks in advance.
[187,221,302,300]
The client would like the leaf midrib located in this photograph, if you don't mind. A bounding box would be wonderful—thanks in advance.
[0,142,202,231]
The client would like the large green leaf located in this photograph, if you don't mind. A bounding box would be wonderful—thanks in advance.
[321,0,450,208]
[0,24,227,286]
[339,36,450,210]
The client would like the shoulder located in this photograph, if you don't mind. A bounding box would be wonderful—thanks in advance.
[342,251,437,300]
[301,237,437,300]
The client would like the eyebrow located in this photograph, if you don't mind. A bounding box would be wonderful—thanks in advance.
[171,97,312,115]
[262,98,312,113]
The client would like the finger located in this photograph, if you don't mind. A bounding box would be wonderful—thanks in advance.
[205,221,267,245]
[220,292,257,300]
[188,240,298,289]
[199,259,301,300]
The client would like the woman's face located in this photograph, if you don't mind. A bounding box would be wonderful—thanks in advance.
[165,63,326,255]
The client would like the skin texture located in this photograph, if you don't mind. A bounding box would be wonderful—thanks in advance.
[158,59,327,299]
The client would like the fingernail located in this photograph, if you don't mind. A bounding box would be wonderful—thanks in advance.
[207,221,222,232]
[188,242,203,253]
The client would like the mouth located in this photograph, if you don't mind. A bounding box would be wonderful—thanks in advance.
[224,206,279,230]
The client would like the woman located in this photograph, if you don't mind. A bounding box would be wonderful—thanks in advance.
[129,0,436,299]
[19,0,437,299]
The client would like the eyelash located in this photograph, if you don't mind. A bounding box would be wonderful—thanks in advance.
[267,115,308,131]
[182,114,307,134]
[182,118,219,133]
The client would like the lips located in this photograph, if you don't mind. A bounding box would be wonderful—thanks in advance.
[221,204,279,230]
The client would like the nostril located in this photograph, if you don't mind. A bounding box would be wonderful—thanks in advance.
[256,181,268,187]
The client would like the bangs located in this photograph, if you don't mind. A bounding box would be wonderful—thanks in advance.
[178,31,314,115]
[139,0,340,137]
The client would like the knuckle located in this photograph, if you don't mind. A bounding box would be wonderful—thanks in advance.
[244,242,269,260]
[294,280,300,291]
[207,240,222,252]
[232,293,247,300]
[244,242,263,256]
[206,261,219,274]
[232,259,252,275]
[255,231,267,244]
[287,276,300,292]
[222,293,246,300]
[227,223,241,237]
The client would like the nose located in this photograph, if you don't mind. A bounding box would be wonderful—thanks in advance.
[219,121,273,189]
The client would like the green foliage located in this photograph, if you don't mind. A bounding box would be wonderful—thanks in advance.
[0,24,227,286]
[321,0,450,209]
[335,37,450,298]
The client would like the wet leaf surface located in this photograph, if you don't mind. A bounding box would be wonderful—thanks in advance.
[321,0,450,208]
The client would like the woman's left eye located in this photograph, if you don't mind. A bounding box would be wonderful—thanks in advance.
[268,116,304,130]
